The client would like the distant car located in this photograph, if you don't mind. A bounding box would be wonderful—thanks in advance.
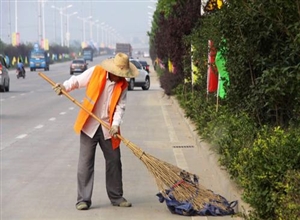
[70,59,88,75]
[0,54,10,92]
[127,59,150,91]
[143,52,150,58]
[139,60,150,73]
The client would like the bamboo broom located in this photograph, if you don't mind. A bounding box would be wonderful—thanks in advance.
[38,72,227,211]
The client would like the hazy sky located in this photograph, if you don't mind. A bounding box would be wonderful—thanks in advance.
[0,0,157,47]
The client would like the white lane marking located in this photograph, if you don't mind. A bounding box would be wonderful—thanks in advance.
[0,99,4,101]
[16,134,27,139]
[159,98,189,172]
[21,93,25,96]
[35,125,44,129]
[160,104,178,142]
[10,99,74,143]
[10,96,16,99]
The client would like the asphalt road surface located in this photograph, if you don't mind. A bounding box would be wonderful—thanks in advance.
[1,56,246,220]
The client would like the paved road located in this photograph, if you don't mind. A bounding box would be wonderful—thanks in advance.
[1,56,247,219]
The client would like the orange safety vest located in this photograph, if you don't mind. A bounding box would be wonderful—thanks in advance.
[74,65,128,149]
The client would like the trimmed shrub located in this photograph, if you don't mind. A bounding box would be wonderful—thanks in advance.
[237,126,300,219]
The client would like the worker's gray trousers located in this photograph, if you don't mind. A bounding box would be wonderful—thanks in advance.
[77,126,124,207]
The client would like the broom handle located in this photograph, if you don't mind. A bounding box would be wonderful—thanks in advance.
[38,72,112,131]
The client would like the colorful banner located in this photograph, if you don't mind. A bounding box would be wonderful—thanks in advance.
[12,57,16,66]
[12,33,17,46]
[168,59,174,73]
[191,44,199,85]
[207,40,218,93]
[42,39,49,51]
[11,32,20,46]
[215,48,229,99]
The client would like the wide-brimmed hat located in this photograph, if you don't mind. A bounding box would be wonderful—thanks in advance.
[100,53,139,78]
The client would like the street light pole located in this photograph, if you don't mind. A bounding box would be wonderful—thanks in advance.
[63,11,77,47]
[41,0,46,48]
[97,24,99,45]
[89,19,98,42]
[100,22,105,47]
[89,20,92,41]
[77,16,92,43]
[106,26,114,48]
[103,25,108,47]
[15,0,17,33]
[51,4,72,47]
[59,11,63,46]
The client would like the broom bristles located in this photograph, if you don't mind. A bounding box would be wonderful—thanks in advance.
[121,137,227,211]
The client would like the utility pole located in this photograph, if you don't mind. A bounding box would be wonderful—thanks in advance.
[38,0,42,45]
[51,4,72,47]
[15,0,17,33]
[8,0,12,43]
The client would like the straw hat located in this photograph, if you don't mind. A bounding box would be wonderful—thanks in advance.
[100,53,139,78]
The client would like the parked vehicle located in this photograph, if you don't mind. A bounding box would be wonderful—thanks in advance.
[0,54,10,92]
[139,60,150,73]
[16,67,25,79]
[143,52,150,58]
[29,43,50,71]
[126,59,150,91]
[70,59,88,75]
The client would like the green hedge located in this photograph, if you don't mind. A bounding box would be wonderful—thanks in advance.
[151,1,300,219]
[238,126,300,219]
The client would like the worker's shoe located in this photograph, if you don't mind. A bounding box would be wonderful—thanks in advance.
[112,200,132,207]
[76,202,89,210]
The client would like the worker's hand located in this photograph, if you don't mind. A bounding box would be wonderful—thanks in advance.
[52,83,66,95]
[109,125,119,138]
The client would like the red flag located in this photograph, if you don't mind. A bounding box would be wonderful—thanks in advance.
[207,40,218,93]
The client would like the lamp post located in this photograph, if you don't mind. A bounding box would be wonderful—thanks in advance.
[41,0,48,49]
[103,25,110,48]
[96,24,99,45]
[42,1,45,45]
[13,0,20,46]
[77,16,92,42]
[51,4,72,47]
[107,26,114,48]
[63,11,77,47]
[148,5,156,34]
[110,28,117,48]
[100,22,105,47]
[15,0,18,33]
[89,19,98,41]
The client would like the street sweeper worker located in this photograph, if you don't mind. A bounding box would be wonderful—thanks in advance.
[52,53,139,211]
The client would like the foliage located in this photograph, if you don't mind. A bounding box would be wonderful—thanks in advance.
[237,126,300,219]
[276,170,300,220]
[0,39,7,54]
[204,110,257,178]
[143,1,300,219]
[175,84,212,128]
[215,1,300,127]
[151,0,201,95]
